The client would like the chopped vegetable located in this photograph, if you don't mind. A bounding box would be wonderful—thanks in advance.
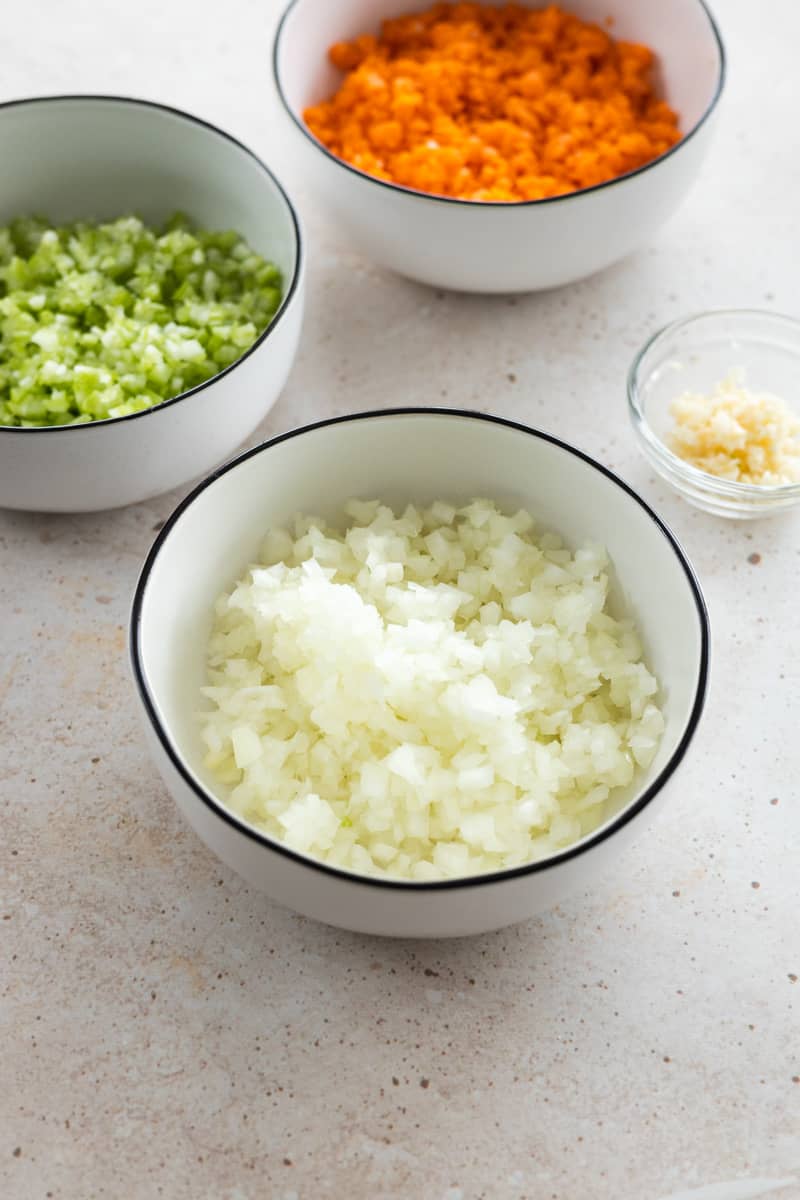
[200,498,664,881]
[669,371,800,485]
[304,2,682,202]
[0,213,283,426]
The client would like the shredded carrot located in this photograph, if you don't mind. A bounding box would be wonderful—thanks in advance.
[303,3,682,202]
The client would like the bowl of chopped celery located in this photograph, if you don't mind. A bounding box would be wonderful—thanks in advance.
[131,409,709,937]
[0,95,304,512]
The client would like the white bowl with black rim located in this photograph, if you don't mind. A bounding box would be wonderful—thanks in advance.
[273,0,725,294]
[130,409,709,938]
[0,95,305,513]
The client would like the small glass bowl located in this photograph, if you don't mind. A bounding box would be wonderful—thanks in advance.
[628,309,800,519]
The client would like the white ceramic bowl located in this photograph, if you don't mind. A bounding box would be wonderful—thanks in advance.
[274,0,725,294]
[131,410,709,937]
[0,95,305,513]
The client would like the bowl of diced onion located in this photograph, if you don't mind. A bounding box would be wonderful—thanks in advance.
[629,310,800,518]
[0,95,304,512]
[131,409,709,937]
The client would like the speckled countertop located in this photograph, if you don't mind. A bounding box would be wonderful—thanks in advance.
[2,2,798,1198]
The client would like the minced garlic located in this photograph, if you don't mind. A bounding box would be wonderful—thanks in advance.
[668,371,800,486]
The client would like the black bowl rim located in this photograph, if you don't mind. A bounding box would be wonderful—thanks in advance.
[130,407,711,893]
[0,93,304,435]
[272,0,727,209]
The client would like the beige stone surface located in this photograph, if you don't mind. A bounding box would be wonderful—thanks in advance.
[1,2,798,1197]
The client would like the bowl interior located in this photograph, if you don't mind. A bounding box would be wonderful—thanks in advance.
[632,310,800,454]
[0,97,298,288]
[135,412,706,863]
[276,0,723,141]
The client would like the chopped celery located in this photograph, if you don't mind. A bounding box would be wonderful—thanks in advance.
[0,213,284,427]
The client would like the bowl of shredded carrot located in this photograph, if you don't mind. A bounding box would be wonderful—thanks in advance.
[274,0,725,293]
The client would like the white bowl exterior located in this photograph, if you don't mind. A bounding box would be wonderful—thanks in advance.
[133,412,708,936]
[275,0,724,293]
[145,721,681,937]
[287,122,717,293]
[0,98,304,512]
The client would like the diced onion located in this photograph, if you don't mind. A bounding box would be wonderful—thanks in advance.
[200,499,664,881]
